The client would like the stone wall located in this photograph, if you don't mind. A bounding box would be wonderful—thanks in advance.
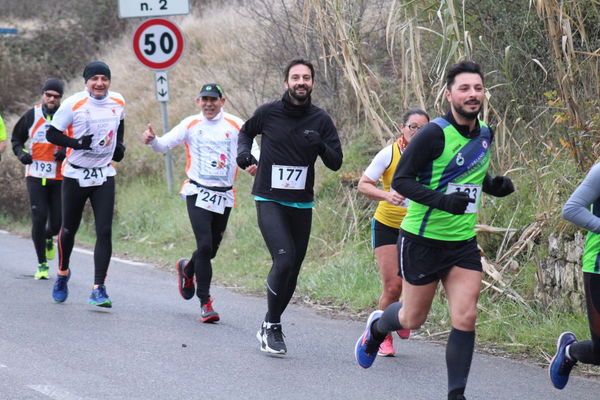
[535,231,586,311]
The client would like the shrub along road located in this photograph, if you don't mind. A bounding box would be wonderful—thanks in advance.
[1,231,599,399]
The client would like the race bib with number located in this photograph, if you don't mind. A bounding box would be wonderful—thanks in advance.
[28,160,57,179]
[445,183,482,213]
[271,165,308,190]
[194,187,227,214]
[74,166,108,187]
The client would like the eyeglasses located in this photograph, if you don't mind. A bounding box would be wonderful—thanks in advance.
[44,92,62,99]
[406,125,422,131]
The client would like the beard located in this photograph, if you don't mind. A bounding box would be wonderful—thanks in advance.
[453,101,481,120]
[288,85,312,102]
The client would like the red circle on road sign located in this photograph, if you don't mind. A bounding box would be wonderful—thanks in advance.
[133,18,184,70]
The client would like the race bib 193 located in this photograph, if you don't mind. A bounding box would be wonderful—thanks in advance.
[194,187,227,214]
[271,165,308,190]
[28,160,57,179]
[445,183,482,213]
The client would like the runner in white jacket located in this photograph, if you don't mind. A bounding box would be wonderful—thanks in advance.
[142,83,258,323]
[46,61,126,308]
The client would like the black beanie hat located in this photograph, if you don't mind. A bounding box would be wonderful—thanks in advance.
[42,78,64,95]
[83,61,111,81]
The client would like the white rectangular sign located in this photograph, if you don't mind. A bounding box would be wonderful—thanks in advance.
[155,71,169,102]
[119,0,189,18]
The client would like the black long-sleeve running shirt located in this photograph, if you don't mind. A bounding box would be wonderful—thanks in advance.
[238,92,343,203]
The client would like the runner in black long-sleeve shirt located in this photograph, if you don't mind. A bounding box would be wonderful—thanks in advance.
[237,58,343,355]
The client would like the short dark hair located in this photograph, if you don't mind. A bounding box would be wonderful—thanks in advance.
[402,108,429,125]
[284,58,315,81]
[446,61,483,89]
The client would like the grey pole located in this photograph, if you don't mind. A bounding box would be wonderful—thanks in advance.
[159,100,174,193]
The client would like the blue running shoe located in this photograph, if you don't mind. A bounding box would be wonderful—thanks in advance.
[88,285,112,308]
[52,271,70,303]
[549,331,577,389]
[355,310,384,369]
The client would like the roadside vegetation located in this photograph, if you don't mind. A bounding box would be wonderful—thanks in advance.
[1,0,599,372]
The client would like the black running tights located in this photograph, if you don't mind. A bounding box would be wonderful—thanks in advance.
[185,195,231,304]
[256,201,312,324]
[58,177,114,285]
[26,177,61,264]
[569,272,600,365]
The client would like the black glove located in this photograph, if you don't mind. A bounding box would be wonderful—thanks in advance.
[17,150,33,165]
[438,191,475,215]
[73,134,93,150]
[112,143,126,162]
[236,152,257,169]
[483,175,514,197]
[304,129,325,154]
[54,148,66,162]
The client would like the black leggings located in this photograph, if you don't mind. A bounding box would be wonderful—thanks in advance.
[185,195,231,303]
[256,201,312,324]
[569,272,600,365]
[58,177,115,285]
[26,177,61,264]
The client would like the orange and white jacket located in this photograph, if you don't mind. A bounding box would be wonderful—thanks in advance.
[25,104,65,179]
[150,110,257,206]
[51,90,125,178]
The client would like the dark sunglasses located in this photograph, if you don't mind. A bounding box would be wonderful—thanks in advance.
[44,92,62,99]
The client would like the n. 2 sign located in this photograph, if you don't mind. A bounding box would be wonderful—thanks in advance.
[133,18,184,70]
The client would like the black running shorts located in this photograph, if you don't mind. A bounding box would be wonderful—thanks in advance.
[371,218,400,249]
[398,230,482,285]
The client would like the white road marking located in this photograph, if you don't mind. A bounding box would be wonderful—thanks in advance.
[27,385,91,400]
[72,247,149,266]
[0,363,7,367]
[0,230,9,234]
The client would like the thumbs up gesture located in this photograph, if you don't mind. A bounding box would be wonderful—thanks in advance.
[142,123,156,145]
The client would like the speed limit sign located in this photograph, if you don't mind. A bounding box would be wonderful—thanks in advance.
[132,18,184,70]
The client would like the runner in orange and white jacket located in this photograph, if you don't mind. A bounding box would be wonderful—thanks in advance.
[11,78,67,279]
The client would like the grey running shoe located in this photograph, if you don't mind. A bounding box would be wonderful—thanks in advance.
[256,322,287,354]
[199,297,220,323]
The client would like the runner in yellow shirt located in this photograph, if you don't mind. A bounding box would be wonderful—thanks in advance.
[357,108,429,356]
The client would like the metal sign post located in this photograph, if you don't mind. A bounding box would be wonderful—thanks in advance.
[155,71,173,193]
[132,18,185,193]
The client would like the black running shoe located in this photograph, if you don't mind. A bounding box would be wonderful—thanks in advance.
[176,258,194,300]
[199,297,220,323]
[256,322,287,354]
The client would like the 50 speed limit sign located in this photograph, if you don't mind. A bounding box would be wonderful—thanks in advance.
[133,18,184,70]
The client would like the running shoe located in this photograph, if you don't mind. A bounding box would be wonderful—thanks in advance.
[199,297,220,323]
[34,262,49,280]
[176,258,195,300]
[378,334,395,357]
[88,285,112,308]
[52,271,70,303]
[397,328,411,339]
[549,331,577,389]
[355,310,384,369]
[256,322,287,354]
[45,238,55,261]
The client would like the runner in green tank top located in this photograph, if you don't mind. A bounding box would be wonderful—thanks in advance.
[549,163,600,390]
[354,61,514,400]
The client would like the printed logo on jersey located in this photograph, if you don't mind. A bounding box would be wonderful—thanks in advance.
[98,130,114,147]
[211,153,227,169]
[456,152,465,166]
[482,139,489,149]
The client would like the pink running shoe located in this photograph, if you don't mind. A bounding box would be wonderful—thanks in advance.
[377,334,395,357]
[397,329,411,339]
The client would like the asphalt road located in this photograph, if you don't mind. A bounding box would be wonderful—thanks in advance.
[1,230,599,399]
